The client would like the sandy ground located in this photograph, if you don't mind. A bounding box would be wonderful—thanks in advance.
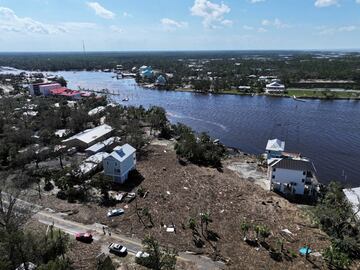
[225,158,270,190]
[22,143,334,270]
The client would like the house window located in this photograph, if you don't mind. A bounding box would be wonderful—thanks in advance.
[302,179,305,183]
[303,171,306,175]
[273,168,276,172]
[115,162,117,166]
[272,175,275,179]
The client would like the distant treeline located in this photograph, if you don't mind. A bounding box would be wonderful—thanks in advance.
[1,51,360,88]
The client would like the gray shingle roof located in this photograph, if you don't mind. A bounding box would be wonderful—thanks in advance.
[272,158,316,172]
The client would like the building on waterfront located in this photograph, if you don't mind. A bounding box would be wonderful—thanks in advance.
[266,138,285,159]
[265,139,319,197]
[103,144,136,183]
[139,65,154,79]
[155,75,167,86]
[50,87,81,99]
[268,157,318,196]
[62,124,113,149]
[29,82,61,96]
[265,81,286,94]
[238,86,251,92]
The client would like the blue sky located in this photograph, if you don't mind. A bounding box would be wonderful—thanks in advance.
[0,0,359,51]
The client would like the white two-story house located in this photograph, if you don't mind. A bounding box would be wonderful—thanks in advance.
[268,158,318,196]
[103,144,136,184]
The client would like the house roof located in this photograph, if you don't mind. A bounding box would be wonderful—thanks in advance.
[88,106,106,116]
[108,144,136,162]
[78,152,109,175]
[343,187,360,219]
[271,158,316,172]
[85,137,121,153]
[63,124,113,145]
[266,82,285,88]
[266,139,285,152]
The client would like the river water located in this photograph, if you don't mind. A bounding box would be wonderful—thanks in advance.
[41,71,360,186]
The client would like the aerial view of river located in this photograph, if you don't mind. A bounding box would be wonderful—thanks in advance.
[44,71,360,187]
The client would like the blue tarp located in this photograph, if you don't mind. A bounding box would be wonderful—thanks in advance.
[299,247,312,255]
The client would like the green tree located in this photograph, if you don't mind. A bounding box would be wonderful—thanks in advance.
[138,235,177,270]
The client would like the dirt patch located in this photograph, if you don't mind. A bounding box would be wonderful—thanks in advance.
[29,144,330,269]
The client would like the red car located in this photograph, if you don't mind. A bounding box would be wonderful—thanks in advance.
[75,232,93,243]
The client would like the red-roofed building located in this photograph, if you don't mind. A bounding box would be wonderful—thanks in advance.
[50,88,81,100]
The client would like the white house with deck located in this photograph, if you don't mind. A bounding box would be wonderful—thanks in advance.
[268,158,318,196]
[103,144,136,183]
[265,138,319,197]
[265,81,286,94]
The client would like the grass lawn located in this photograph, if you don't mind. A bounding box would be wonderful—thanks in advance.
[287,88,360,99]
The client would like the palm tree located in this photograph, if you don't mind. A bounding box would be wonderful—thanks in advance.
[200,212,212,238]
[240,222,250,241]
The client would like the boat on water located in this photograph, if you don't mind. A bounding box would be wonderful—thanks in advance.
[122,97,129,102]
[293,95,306,102]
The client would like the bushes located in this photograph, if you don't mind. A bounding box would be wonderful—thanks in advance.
[312,181,360,268]
[174,124,226,167]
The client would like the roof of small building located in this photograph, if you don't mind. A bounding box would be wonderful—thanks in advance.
[78,152,109,175]
[107,144,136,162]
[266,139,285,152]
[88,106,106,116]
[266,81,285,88]
[85,136,121,153]
[343,187,360,218]
[271,158,316,172]
[63,124,113,145]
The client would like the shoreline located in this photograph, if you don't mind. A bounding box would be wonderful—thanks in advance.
[139,83,360,101]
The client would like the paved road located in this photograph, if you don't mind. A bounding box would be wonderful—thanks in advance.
[2,193,225,270]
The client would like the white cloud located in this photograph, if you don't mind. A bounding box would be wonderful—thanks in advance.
[0,6,66,34]
[110,25,123,33]
[318,25,358,35]
[161,18,188,31]
[190,0,232,28]
[0,6,99,35]
[261,18,289,29]
[314,0,339,7]
[87,2,115,19]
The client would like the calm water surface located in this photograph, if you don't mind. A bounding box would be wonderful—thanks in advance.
[51,71,360,186]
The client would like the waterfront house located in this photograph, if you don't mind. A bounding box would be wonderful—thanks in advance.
[266,139,285,159]
[268,157,318,196]
[265,81,286,94]
[103,144,136,183]
[50,87,81,100]
[29,82,61,96]
[155,75,167,86]
[62,124,113,149]
[139,66,154,79]
[238,86,251,92]
[343,187,360,219]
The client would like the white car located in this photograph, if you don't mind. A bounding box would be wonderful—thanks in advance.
[108,243,127,255]
[135,251,150,258]
[107,208,124,218]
